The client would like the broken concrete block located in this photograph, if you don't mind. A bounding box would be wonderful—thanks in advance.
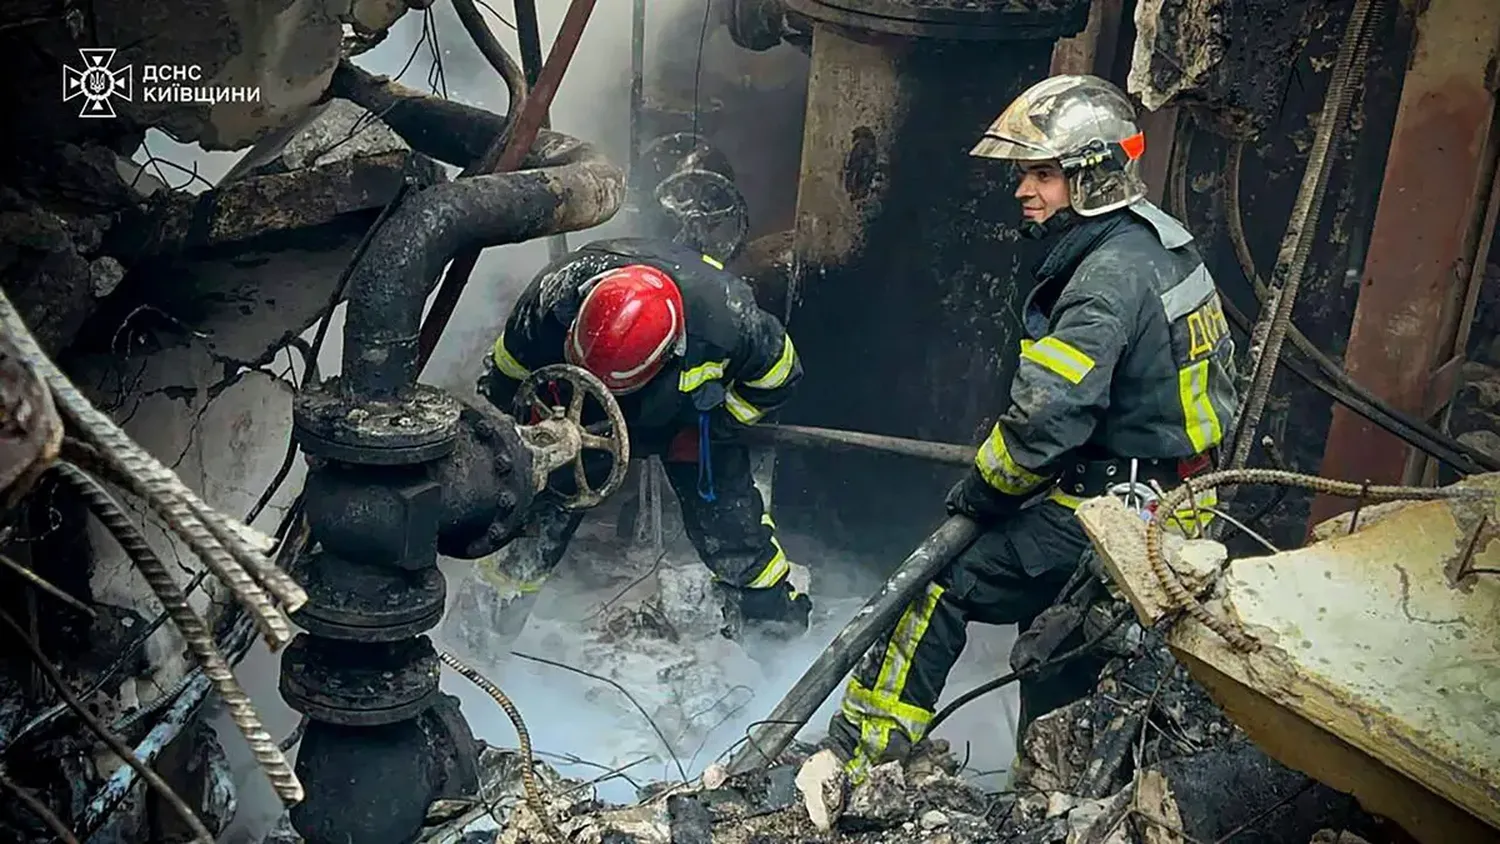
[920,809,950,829]
[1307,499,1416,542]
[794,748,846,831]
[1074,496,1229,625]
[656,563,723,638]
[701,763,728,791]
[913,770,991,817]
[841,761,912,830]
[666,794,713,844]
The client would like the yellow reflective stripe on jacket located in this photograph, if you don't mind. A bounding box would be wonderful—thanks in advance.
[476,554,546,594]
[1020,335,1096,385]
[724,387,764,424]
[701,254,724,269]
[679,359,727,392]
[491,332,530,380]
[746,538,790,588]
[744,335,798,390]
[1177,360,1223,452]
[976,424,1047,495]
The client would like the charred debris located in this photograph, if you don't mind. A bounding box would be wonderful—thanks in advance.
[1,1,1499,843]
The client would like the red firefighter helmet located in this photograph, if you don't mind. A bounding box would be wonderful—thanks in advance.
[564,264,686,394]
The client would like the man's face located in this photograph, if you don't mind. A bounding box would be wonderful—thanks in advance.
[1014,161,1071,225]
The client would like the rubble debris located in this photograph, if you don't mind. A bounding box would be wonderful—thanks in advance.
[1077,482,1500,844]
[795,749,846,831]
[843,762,914,831]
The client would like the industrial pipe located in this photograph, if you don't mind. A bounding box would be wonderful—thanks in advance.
[769,0,1093,558]
[340,135,621,398]
[725,514,981,775]
[286,62,626,844]
[328,65,623,400]
[416,0,600,368]
[740,423,975,467]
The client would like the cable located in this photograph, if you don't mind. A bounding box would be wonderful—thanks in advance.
[0,764,81,844]
[691,0,712,140]
[438,651,562,842]
[927,609,1133,735]
[0,607,216,844]
[1215,286,1490,474]
[0,550,96,617]
[1145,468,1482,651]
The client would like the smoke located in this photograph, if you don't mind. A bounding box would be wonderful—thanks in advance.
[129,3,1022,841]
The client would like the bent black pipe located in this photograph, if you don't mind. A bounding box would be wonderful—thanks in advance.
[328,62,625,399]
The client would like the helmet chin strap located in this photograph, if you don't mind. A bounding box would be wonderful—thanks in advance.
[1020,206,1080,241]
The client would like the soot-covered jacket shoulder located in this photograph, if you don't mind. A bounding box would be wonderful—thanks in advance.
[675,259,802,425]
[972,217,1163,499]
[477,238,802,423]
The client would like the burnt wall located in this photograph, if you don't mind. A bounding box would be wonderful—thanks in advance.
[773,23,1068,558]
[1170,1,1415,546]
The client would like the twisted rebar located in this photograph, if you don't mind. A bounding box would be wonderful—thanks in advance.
[57,462,304,804]
[1146,469,1485,650]
[438,650,562,842]
[0,287,300,646]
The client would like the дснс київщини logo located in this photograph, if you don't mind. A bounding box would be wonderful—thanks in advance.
[63,48,133,119]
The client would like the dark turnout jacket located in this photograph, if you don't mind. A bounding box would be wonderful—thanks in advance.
[480,237,802,439]
[973,200,1241,505]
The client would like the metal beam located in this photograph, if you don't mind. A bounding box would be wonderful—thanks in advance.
[1310,0,1500,527]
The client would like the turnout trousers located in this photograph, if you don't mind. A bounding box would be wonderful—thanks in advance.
[827,500,1100,771]
[492,440,794,608]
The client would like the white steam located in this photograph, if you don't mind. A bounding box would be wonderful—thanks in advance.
[130,3,1022,841]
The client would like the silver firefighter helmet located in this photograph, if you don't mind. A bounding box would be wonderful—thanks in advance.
[971,74,1147,217]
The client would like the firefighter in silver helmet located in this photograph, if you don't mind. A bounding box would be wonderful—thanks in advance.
[825,74,1241,777]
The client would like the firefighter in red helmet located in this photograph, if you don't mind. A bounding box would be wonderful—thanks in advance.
[477,237,811,640]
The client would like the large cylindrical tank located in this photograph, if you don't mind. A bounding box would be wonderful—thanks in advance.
[773,0,1092,557]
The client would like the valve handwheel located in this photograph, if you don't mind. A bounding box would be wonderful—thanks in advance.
[656,168,751,262]
[512,364,631,509]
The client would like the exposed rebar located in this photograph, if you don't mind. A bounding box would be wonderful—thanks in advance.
[438,650,561,842]
[1145,468,1481,650]
[57,461,303,804]
[0,287,301,646]
[1227,0,1384,469]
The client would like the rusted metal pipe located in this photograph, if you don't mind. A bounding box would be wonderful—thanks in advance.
[416,0,601,371]
[739,423,976,467]
[725,514,981,775]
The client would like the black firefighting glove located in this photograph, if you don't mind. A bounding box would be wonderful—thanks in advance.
[944,466,1024,525]
[726,580,811,641]
[476,362,520,412]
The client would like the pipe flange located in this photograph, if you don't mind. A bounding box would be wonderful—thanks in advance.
[785,0,1091,40]
[281,635,440,727]
[294,379,461,466]
[292,549,447,642]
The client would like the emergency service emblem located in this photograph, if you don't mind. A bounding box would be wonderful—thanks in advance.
[63,48,133,119]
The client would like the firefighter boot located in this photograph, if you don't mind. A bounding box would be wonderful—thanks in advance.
[719,580,811,642]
